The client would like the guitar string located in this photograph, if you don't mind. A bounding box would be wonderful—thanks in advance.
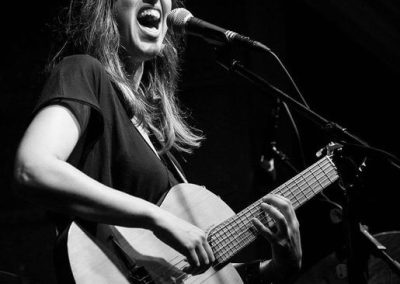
[208,163,338,258]
[212,159,336,243]
[209,156,334,242]
[211,174,338,261]
[209,167,337,262]
[212,169,338,260]
[135,258,187,284]
[130,158,338,282]
[129,251,190,283]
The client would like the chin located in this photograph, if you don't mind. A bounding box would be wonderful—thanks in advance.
[143,45,163,60]
[130,42,163,63]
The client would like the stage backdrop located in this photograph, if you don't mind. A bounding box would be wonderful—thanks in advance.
[1,0,399,282]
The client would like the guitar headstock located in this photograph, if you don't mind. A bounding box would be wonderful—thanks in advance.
[316,142,344,158]
[318,142,369,189]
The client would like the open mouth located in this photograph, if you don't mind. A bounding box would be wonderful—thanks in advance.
[137,8,161,30]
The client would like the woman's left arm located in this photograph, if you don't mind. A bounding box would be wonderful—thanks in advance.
[253,194,302,283]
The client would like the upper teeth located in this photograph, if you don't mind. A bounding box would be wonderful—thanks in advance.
[139,9,161,20]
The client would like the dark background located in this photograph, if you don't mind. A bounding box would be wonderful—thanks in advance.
[1,0,399,283]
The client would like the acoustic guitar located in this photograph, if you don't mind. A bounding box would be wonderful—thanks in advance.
[63,153,339,283]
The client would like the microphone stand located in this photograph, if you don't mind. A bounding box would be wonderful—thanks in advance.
[260,98,300,179]
[359,224,400,278]
[214,48,400,283]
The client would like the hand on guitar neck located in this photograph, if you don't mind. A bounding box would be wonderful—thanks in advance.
[253,194,302,283]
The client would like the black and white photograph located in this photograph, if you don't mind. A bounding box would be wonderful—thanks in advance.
[1,0,399,283]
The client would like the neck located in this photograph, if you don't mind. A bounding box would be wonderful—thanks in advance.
[127,61,144,91]
[120,51,145,91]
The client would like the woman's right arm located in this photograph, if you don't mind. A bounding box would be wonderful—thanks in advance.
[14,104,214,269]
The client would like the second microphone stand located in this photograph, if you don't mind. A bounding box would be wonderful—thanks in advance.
[213,47,400,283]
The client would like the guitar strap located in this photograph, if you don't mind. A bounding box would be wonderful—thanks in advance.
[163,152,188,184]
[155,152,188,206]
[147,131,188,184]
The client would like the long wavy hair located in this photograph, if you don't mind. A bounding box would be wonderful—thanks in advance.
[49,0,202,154]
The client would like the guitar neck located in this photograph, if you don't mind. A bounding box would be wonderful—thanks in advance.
[208,155,339,265]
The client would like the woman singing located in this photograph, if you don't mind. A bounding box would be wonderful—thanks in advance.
[14,0,301,283]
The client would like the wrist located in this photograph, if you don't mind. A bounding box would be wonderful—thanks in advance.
[145,206,178,235]
[140,203,165,231]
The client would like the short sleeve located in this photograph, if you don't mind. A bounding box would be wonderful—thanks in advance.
[32,54,105,135]
[57,99,91,132]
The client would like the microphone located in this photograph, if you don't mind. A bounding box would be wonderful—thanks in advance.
[167,8,270,52]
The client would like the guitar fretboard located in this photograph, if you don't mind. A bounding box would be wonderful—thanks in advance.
[208,155,339,265]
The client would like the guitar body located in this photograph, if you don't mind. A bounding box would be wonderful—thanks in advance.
[62,153,339,283]
[66,184,243,283]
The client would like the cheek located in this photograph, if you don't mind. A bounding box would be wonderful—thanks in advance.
[114,2,138,36]
[116,12,136,42]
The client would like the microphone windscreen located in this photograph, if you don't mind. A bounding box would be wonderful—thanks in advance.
[167,8,193,31]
